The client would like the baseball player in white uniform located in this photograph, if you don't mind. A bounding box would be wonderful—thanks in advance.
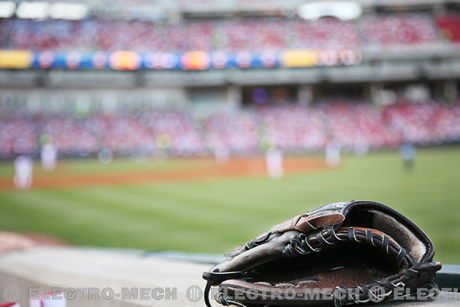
[13,156,33,189]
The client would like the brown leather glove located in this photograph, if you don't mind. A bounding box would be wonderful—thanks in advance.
[203,201,441,307]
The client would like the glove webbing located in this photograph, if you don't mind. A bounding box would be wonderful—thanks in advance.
[283,226,413,269]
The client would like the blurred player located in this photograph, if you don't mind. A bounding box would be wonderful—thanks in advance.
[40,142,57,171]
[14,156,33,189]
[209,134,230,164]
[98,147,113,164]
[265,147,283,179]
[326,140,341,168]
[400,141,416,172]
[156,133,171,158]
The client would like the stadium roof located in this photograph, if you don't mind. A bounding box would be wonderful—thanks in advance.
[3,0,455,21]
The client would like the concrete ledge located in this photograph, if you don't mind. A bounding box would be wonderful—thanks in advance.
[0,247,208,306]
[0,247,458,306]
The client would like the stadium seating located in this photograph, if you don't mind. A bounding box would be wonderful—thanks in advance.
[436,15,460,43]
[0,118,36,156]
[140,110,205,156]
[320,103,401,151]
[382,102,460,144]
[0,12,458,157]
[39,116,98,155]
[258,105,326,152]
[1,102,459,157]
[0,14,450,52]
[361,14,438,47]
[203,111,260,154]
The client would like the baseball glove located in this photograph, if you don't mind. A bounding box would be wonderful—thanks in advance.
[203,201,441,307]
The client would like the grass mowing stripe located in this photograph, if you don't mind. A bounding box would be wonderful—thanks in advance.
[67,185,258,230]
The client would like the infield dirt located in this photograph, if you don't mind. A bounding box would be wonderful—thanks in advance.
[0,157,329,190]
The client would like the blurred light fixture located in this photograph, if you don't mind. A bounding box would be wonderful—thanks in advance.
[50,3,88,20]
[16,1,50,19]
[0,1,16,18]
[297,1,362,21]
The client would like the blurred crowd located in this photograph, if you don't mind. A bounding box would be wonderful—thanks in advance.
[1,14,458,52]
[1,102,459,158]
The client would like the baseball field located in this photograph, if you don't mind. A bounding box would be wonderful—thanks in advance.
[0,147,459,264]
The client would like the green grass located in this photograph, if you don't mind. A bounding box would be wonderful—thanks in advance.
[0,148,459,263]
